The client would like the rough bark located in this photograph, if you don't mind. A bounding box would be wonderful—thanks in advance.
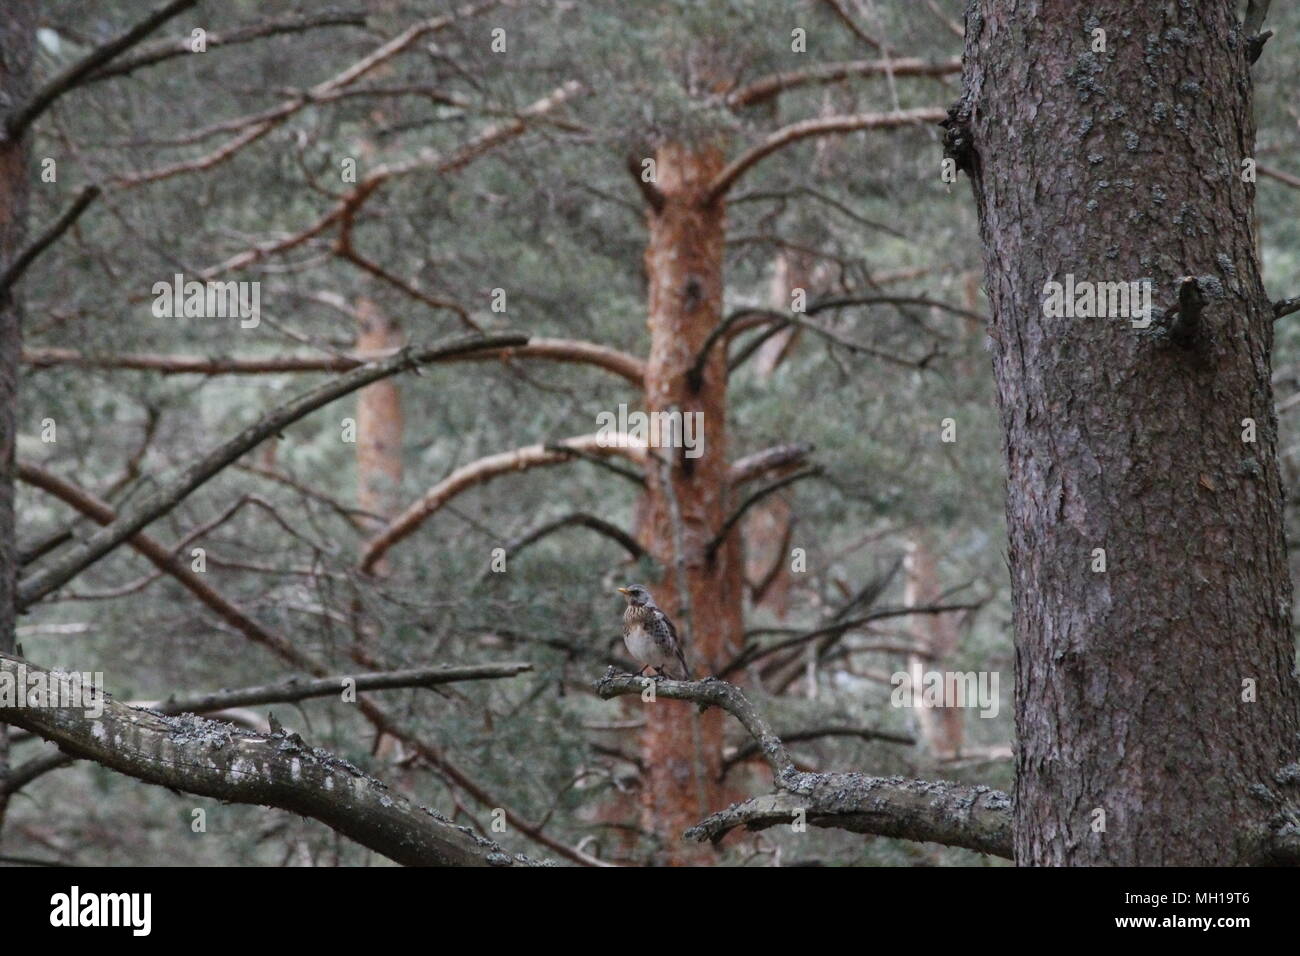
[960,0,1300,864]
[0,0,34,835]
[637,143,745,861]
[0,653,536,866]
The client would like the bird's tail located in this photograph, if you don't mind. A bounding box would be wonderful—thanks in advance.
[674,646,691,681]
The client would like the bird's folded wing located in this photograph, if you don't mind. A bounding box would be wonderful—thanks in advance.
[652,607,679,649]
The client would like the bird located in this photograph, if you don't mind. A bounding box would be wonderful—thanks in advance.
[617,584,690,680]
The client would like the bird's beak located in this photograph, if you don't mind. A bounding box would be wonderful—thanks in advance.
[616,587,630,596]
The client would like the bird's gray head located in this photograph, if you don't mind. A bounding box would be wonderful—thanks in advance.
[617,584,655,607]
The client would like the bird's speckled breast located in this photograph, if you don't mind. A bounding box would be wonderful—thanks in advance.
[623,605,671,667]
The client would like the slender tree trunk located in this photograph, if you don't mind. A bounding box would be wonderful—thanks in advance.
[353,297,404,759]
[0,1,34,833]
[637,142,744,861]
[904,534,964,759]
[354,297,404,535]
[960,0,1300,864]
[744,249,815,623]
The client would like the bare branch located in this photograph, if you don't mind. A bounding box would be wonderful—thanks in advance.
[112,3,509,188]
[722,725,916,775]
[195,80,583,273]
[17,463,606,866]
[360,433,648,573]
[594,669,1012,856]
[705,108,944,203]
[3,0,201,141]
[0,652,537,866]
[723,601,986,678]
[153,663,534,714]
[626,152,665,212]
[818,0,886,50]
[691,295,970,390]
[922,0,966,39]
[17,333,527,608]
[706,466,821,562]
[81,10,369,84]
[727,58,961,109]
[2,664,535,794]
[1259,164,1300,190]
[0,185,99,299]
[728,443,814,486]
[24,337,645,385]
[19,461,310,663]
[334,244,483,333]
[595,671,794,778]
[483,513,645,581]
[685,776,1012,857]
[1273,297,1300,321]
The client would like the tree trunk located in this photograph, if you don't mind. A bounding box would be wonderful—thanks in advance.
[637,142,744,861]
[904,534,964,759]
[354,298,404,532]
[961,0,1300,864]
[744,249,816,623]
[0,1,34,835]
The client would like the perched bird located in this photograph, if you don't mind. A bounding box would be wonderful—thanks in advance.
[618,584,690,680]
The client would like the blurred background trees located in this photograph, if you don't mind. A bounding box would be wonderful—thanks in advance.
[2,0,1297,866]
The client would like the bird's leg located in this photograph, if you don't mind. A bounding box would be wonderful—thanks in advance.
[635,664,649,677]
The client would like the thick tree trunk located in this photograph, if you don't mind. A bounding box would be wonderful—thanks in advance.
[0,1,34,834]
[637,143,744,861]
[961,0,1300,864]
